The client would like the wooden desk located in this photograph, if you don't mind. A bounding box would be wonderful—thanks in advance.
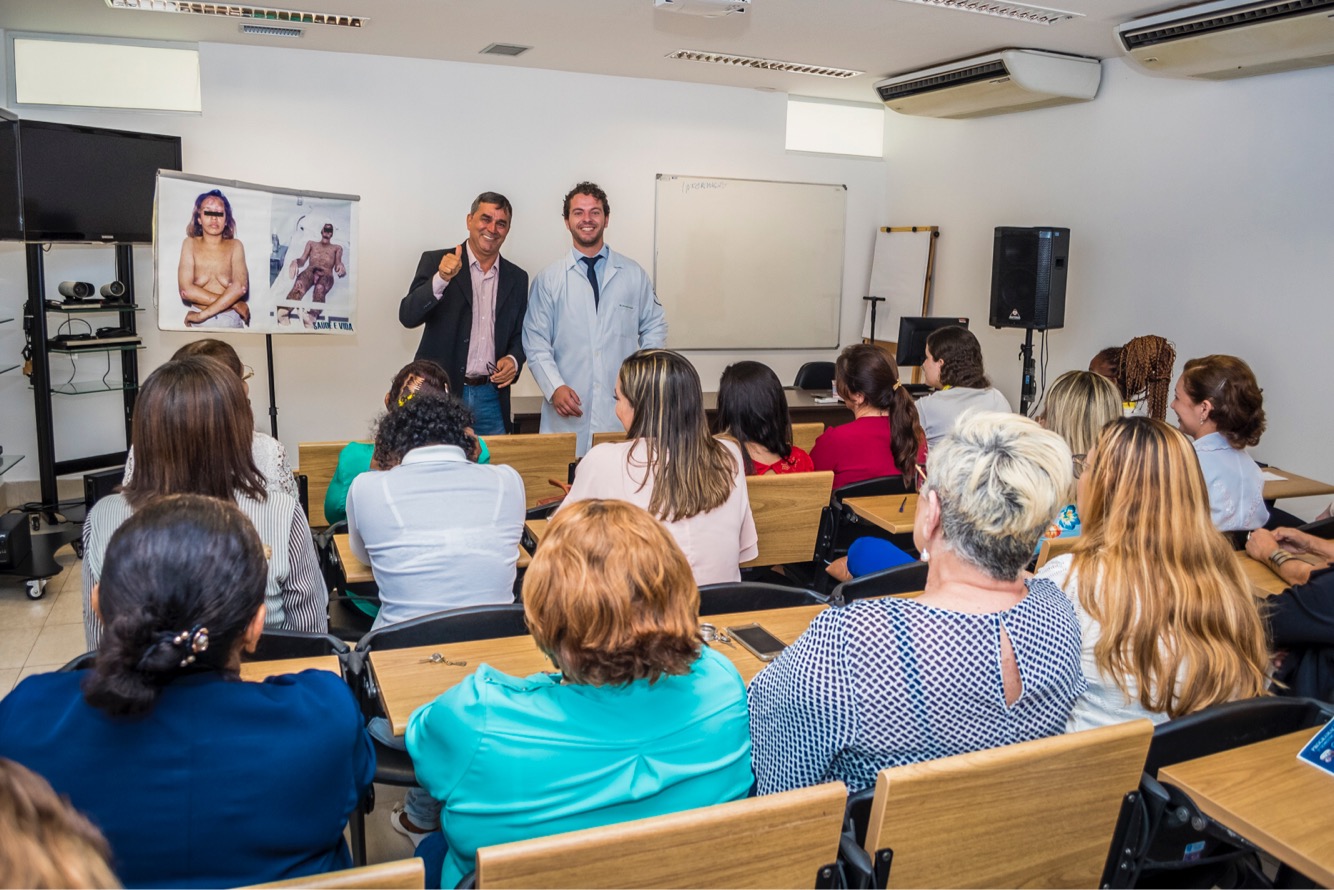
[511,389,852,435]
[1235,550,1291,596]
[334,533,530,585]
[844,494,919,535]
[1262,467,1334,502]
[1159,729,1334,886]
[239,655,341,682]
[369,604,825,735]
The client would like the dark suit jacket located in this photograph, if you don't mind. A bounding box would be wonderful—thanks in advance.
[398,245,528,432]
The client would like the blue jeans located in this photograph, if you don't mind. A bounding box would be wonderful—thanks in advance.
[463,383,506,437]
[368,717,442,829]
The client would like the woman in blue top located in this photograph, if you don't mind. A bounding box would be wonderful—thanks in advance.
[406,498,754,888]
[0,495,373,888]
[749,411,1085,795]
[1170,354,1269,532]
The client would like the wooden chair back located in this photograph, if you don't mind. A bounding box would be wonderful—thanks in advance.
[862,719,1153,888]
[298,440,354,528]
[475,781,847,889]
[591,430,627,448]
[743,471,834,568]
[245,857,424,889]
[791,421,824,455]
[485,432,578,509]
[1035,535,1080,569]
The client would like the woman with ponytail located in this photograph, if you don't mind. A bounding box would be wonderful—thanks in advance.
[811,343,926,490]
[0,495,372,888]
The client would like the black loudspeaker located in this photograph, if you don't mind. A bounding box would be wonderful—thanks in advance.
[989,227,1069,330]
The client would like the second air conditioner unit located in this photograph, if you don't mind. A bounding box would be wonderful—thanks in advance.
[874,49,1101,119]
[1115,0,1334,80]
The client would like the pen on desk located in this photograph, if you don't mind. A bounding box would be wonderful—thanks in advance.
[899,496,907,512]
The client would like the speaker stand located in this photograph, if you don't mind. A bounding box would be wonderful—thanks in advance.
[862,295,886,344]
[1019,327,1038,416]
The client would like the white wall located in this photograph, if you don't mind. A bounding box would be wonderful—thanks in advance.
[885,58,1334,518]
[0,41,886,485]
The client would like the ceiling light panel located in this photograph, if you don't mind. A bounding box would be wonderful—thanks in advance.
[106,1,367,28]
[889,0,1081,25]
[668,50,863,78]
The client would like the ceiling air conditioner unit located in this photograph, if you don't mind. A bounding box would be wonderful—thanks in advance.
[1115,0,1334,80]
[654,0,749,16]
[874,49,1101,119]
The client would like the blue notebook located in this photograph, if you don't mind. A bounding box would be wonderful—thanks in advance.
[1296,716,1334,774]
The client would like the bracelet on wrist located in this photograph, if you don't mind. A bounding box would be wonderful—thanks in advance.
[1269,549,1294,568]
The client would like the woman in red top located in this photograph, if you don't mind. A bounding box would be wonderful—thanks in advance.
[811,344,926,490]
[715,361,814,476]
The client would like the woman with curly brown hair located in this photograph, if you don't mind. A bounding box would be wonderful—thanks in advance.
[405,499,753,888]
[1170,354,1268,531]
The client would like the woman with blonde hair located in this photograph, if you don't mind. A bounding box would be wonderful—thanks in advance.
[561,349,757,585]
[1036,370,1123,541]
[406,499,753,888]
[1037,417,1270,730]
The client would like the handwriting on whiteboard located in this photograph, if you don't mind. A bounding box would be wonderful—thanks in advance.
[682,180,727,195]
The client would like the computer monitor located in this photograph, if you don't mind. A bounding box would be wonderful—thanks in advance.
[895,317,969,367]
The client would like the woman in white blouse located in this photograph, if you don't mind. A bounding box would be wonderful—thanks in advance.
[1169,354,1268,532]
[561,349,756,586]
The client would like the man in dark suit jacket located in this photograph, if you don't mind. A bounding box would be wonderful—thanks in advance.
[399,192,528,434]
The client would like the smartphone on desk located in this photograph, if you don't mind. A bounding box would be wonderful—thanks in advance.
[726,623,786,662]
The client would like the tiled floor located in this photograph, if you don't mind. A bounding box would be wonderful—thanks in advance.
[0,543,87,697]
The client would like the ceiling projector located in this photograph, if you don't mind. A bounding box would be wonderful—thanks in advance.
[654,0,750,17]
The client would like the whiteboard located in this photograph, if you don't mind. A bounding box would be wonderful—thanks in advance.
[654,174,846,350]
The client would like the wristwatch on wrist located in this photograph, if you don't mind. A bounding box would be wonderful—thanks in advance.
[1268,549,1294,568]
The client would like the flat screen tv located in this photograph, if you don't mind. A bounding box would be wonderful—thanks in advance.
[6,118,182,243]
[895,316,969,368]
[0,110,20,241]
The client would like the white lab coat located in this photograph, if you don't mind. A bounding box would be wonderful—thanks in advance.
[523,247,668,455]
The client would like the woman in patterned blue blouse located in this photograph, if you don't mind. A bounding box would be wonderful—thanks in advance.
[748,410,1087,795]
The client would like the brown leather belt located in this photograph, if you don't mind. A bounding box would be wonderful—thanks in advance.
[463,375,490,387]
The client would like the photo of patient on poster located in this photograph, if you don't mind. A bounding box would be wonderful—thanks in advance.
[155,172,358,335]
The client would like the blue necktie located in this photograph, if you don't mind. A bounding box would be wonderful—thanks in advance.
[580,255,601,309]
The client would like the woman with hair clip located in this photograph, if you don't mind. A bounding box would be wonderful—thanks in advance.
[1170,354,1269,531]
[715,360,814,475]
[0,495,373,888]
[1035,370,1123,542]
[324,358,491,526]
[124,338,297,498]
[82,357,326,649]
[561,349,757,586]
[1036,417,1270,730]
[916,325,1012,446]
[406,499,752,888]
[810,343,926,490]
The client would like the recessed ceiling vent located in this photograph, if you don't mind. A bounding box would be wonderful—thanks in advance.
[105,1,367,28]
[480,43,532,57]
[241,24,303,37]
[668,50,863,78]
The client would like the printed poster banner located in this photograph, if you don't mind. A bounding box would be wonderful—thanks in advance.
[154,171,360,335]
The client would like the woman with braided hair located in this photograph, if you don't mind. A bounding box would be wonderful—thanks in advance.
[0,495,373,888]
[1116,335,1176,419]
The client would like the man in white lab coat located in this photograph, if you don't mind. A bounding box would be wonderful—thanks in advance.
[523,182,668,455]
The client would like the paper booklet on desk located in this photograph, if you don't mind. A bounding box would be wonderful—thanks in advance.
[1296,716,1334,774]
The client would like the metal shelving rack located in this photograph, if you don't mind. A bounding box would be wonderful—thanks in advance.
[24,242,140,517]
